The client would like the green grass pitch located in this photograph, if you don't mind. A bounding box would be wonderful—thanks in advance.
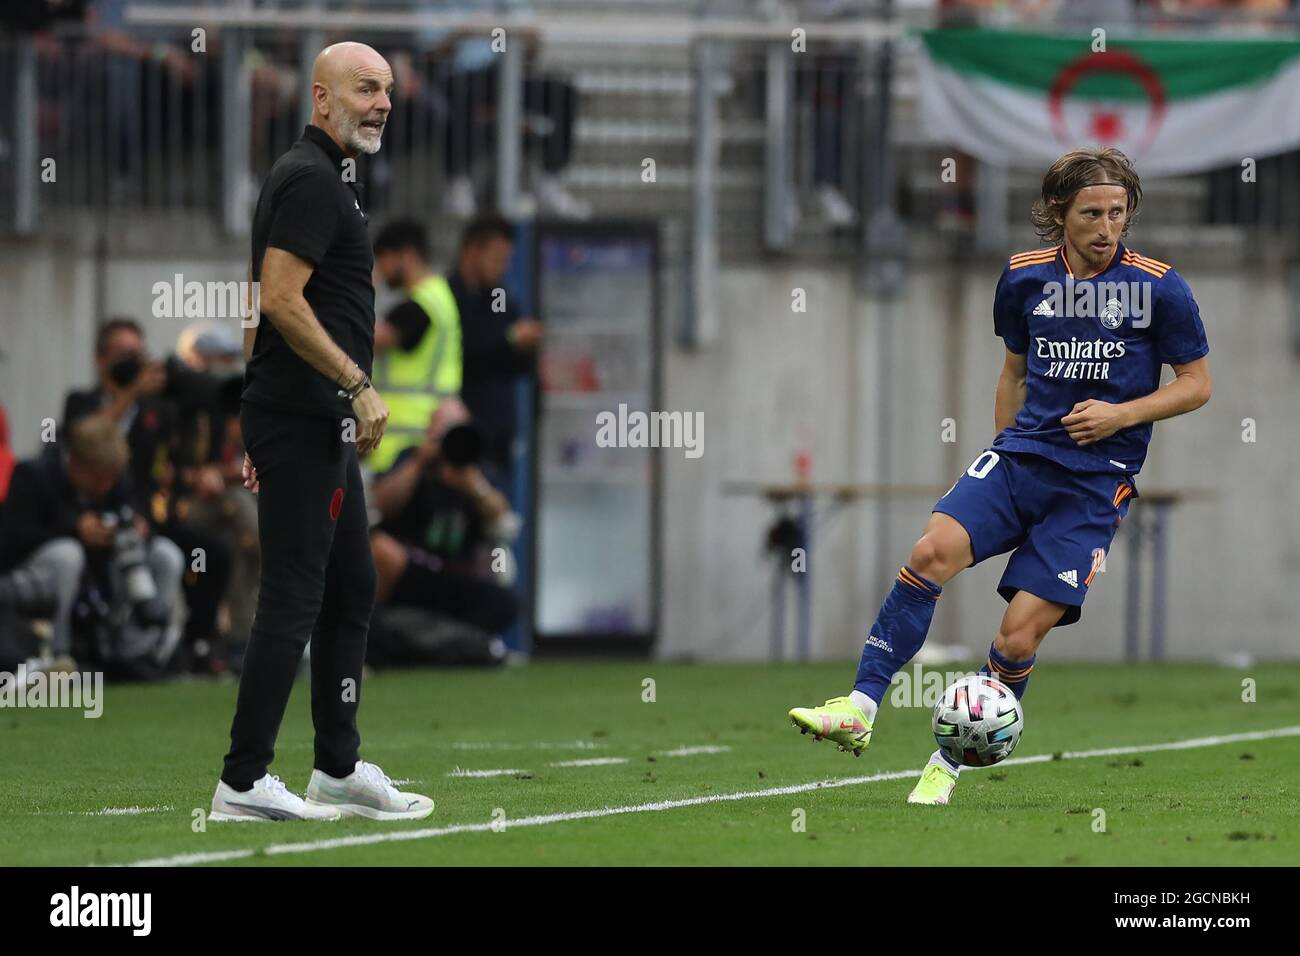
[2,661,1298,866]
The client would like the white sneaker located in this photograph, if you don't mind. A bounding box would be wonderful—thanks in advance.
[210,773,342,823]
[816,183,858,227]
[536,174,591,220]
[305,760,435,821]
[445,175,478,218]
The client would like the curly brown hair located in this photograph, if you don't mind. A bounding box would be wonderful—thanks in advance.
[1029,147,1142,243]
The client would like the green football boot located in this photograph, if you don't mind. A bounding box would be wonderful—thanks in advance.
[788,696,873,756]
[906,753,960,805]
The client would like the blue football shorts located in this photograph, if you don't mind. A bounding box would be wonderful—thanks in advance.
[932,449,1137,626]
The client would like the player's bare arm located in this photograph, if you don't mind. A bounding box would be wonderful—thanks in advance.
[258,245,362,387]
[1062,356,1212,446]
[259,245,390,455]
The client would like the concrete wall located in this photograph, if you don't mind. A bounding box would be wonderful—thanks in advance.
[3,235,1296,661]
[659,253,1300,662]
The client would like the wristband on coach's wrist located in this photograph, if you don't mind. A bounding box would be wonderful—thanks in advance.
[337,372,371,401]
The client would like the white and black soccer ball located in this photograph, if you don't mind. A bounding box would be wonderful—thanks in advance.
[932,675,1025,768]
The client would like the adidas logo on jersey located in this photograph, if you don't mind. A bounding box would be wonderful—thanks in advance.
[1033,300,1054,316]
[1057,569,1079,589]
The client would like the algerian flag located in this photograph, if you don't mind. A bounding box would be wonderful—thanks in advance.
[917,29,1300,175]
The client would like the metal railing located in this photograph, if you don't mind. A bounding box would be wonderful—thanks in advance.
[4,3,1300,255]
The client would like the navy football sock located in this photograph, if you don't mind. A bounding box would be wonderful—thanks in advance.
[853,566,943,705]
[980,643,1036,698]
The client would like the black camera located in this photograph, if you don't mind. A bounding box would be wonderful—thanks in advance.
[440,423,485,468]
[103,508,171,630]
[102,508,156,604]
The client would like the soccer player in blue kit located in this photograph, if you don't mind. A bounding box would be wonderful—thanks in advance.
[789,147,1212,804]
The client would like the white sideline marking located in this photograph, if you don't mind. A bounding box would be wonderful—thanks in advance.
[447,768,526,778]
[550,757,629,768]
[448,741,607,751]
[83,805,174,817]
[658,745,731,757]
[115,724,1300,867]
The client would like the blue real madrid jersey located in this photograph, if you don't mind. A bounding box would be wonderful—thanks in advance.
[991,242,1209,476]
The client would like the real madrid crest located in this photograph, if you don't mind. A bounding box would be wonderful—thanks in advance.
[1100,298,1124,330]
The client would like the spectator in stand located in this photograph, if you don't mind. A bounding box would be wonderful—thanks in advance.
[1141,0,1290,20]
[83,0,285,181]
[413,0,589,218]
[81,0,211,193]
[785,1,865,226]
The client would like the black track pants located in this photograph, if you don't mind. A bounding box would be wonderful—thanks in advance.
[221,401,376,790]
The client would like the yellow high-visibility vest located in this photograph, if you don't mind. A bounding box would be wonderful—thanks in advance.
[367,274,462,473]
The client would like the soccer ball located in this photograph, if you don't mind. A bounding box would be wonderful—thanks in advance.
[932,675,1025,768]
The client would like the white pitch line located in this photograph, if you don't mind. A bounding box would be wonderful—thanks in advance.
[658,745,732,757]
[115,724,1300,868]
[446,768,526,778]
[448,741,607,751]
[82,805,174,816]
[550,757,629,768]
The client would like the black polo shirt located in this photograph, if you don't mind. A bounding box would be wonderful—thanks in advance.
[243,125,375,419]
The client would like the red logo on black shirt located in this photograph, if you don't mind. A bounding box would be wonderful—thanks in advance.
[329,488,344,521]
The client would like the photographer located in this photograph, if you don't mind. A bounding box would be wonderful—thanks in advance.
[61,318,176,521]
[63,318,235,673]
[0,414,185,673]
[369,399,520,662]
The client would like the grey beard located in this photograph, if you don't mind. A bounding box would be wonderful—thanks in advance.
[339,113,382,155]
[352,132,382,156]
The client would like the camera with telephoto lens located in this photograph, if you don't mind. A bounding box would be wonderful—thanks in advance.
[439,422,485,468]
[101,508,156,605]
